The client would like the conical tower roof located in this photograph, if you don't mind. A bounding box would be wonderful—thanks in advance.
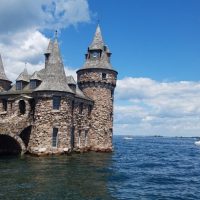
[89,24,104,50]
[80,25,114,70]
[16,67,29,82]
[35,38,73,93]
[0,54,11,82]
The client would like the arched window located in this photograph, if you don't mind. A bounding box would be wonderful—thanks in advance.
[19,100,26,114]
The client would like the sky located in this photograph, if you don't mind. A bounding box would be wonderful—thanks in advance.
[0,0,200,136]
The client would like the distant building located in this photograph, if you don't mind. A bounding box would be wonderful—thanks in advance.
[0,25,118,155]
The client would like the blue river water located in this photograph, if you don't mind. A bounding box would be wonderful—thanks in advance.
[0,136,200,200]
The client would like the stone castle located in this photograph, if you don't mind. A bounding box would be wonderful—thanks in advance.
[0,25,118,155]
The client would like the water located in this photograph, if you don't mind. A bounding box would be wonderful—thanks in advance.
[0,136,200,200]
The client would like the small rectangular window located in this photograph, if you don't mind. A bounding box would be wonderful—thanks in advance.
[110,112,113,121]
[30,80,37,89]
[88,105,92,116]
[70,126,75,149]
[2,99,7,111]
[85,130,88,146]
[102,73,107,80]
[78,130,81,147]
[111,90,114,98]
[53,96,61,110]
[79,103,83,114]
[16,81,22,90]
[52,128,58,147]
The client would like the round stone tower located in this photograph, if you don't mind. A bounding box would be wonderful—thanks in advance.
[77,25,118,151]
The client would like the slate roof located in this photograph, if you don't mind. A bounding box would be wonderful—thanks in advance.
[16,68,30,82]
[89,24,104,50]
[0,36,93,102]
[82,25,114,70]
[30,71,42,81]
[0,54,11,82]
[34,39,73,93]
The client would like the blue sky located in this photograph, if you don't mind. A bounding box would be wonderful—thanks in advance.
[0,0,200,136]
[57,0,200,81]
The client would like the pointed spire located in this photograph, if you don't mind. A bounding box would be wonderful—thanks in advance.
[49,38,63,65]
[89,24,104,50]
[0,54,10,81]
[35,36,73,93]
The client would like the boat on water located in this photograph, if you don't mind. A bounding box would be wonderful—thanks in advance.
[124,137,133,140]
[194,141,200,146]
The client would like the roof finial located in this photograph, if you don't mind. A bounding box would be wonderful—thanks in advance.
[55,30,58,39]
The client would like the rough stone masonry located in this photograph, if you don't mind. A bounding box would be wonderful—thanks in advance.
[0,25,118,156]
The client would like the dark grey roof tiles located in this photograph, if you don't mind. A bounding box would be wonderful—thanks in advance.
[83,51,112,69]
[16,68,30,82]
[89,24,104,50]
[30,71,42,81]
[35,39,73,93]
[0,54,11,81]
[81,25,114,70]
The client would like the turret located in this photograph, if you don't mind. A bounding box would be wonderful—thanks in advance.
[28,37,75,155]
[77,25,118,151]
[0,54,11,91]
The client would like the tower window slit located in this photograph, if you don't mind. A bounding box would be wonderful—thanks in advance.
[79,103,83,114]
[88,105,92,116]
[52,128,58,147]
[78,130,81,147]
[85,130,88,146]
[2,99,7,111]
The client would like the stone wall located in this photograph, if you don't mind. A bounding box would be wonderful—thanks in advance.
[72,99,91,151]
[28,94,73,155]
[77,69,117,151]
[27,91,91,155]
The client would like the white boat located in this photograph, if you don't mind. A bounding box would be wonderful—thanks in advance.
[194,141,200,146]
[124,137,133,140]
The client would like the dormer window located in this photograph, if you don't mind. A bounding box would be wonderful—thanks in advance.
[102,73,107,80]
[91,51,100,59]
[16,81,22,90]
[30,80,37,89]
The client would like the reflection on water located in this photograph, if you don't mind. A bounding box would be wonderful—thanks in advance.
[0,152,116,200]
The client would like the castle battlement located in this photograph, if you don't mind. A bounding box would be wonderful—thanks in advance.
[0,25,118,156]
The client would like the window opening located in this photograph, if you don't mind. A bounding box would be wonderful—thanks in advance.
[19,100,26,114]
[52,128,58,147]
[53,96,61,110]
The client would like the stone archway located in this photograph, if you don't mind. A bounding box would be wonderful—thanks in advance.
[0,133,26,155]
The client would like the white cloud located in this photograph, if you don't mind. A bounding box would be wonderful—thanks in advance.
[0,0,91,81]
[114,77,200,136]
[0,0,90,34]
